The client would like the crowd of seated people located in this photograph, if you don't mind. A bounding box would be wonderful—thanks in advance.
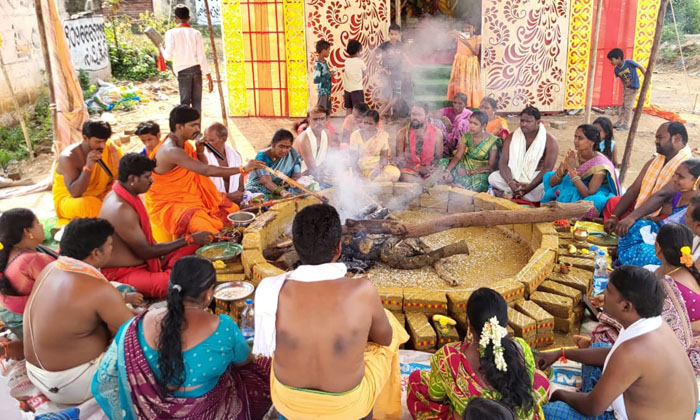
[3,94,700,420]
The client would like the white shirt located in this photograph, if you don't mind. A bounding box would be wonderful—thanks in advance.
[162,26,210,76]
[343,57,366,92]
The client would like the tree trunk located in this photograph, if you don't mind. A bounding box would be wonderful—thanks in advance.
[345,201,593,238]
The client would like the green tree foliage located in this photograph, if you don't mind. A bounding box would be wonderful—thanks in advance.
[663,0,700,41]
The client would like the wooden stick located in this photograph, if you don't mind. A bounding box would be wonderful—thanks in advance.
[202,0,228,127]
[0,47,34,158]
[619,0,669,183]
[33,0,59,153]
[244,193,312,211]
[262,165,328,202]
[585,0,603,124]
[345,201,594,238]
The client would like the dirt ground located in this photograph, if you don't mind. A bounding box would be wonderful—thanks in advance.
[2,68,700,212]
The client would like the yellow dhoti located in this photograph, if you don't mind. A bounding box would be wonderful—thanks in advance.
[271,309,408,420]
[52,141,121,223]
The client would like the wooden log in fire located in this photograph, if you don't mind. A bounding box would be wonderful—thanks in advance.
[345,201,593,238]
[381,240,469,269]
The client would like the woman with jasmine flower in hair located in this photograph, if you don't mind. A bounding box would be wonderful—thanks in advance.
[406,288,550,420]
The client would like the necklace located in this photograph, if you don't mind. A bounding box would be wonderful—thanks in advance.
[664,266,683,277]
[183,304,205,311]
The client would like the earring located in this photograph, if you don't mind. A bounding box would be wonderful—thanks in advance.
[28,233,34,239]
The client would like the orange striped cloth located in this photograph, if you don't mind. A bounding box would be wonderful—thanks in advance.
[55,256,107,281]
[636,146,692,211]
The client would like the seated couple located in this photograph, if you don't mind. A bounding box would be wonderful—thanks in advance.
[488,106,558,202]
[541,124,621,219]
[93,255,272,420]
[100,153,213,299]
[604,121,692,226]
[539,265,698,420]
[584,223,700,375]
[614,159,700,267]
[437,111,502,192]
[254,204,409,419]
[23,218,135,405]
[145,105,263,240]
[406,288,550,420]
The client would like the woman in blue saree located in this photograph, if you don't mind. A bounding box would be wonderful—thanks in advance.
[616,159,700,267]
[246,129,302,199]
[542,124,620,219]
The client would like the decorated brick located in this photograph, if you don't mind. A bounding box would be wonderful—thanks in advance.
[216,273,247,283]
[491,278,526,305]
[559,256,595,271]
[547,267,592,294]
[251,262,284,286]
[447,290,473,315]
[403,289,448,315]
[507,307,536,342]
[530,291,573,318]
[515,300,554,349]
[515,248,556,295]
[390,311,405,328]
[454,312,468,336]
[554,312,578,334]
[406,312,437,351]
[538,280,582,305]
[378,287,404,311]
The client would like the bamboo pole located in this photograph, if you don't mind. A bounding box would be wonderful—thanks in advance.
[619,0,669,184]
[585,0,604,124]
[395,0,401,25]
[202,0,228,128]
[0,39,34,159]
[33,0,59,154]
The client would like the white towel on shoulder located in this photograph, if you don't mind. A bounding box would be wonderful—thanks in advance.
[300,127,328,172]
[508,123,547,184]
[204,143,242,193]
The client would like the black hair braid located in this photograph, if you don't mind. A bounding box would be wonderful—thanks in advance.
[478,337,535,413]
[686,264,700,289]
[156,286,187,393]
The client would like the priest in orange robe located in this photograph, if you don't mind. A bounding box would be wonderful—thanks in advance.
[145,105,263,236]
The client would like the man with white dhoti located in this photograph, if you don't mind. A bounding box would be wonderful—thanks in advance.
[488,106,558,202]
[295,106,336,177]
[537,265,698,420]
[200,122,244,204]
[254,204,409,420]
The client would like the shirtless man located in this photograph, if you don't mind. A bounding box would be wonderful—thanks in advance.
[145,105,263,236]
[52,119,122,220]
[604,122,692,235]
[295,105,338,177]
[395,103,444,184]
[538,265,698,420]
[100,153,212,298]
[488,106,558,202]
[23,218,133,405]
[254,204,408,419]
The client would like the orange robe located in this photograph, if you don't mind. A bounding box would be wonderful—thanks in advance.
[145,141,238,235]
[52,141,121,222]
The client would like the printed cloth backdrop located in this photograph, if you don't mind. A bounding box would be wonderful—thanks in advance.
[481,0,571,113]
[304,0,391,114]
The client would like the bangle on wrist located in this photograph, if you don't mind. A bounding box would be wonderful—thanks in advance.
[609,214,618,221]
[239,167,248,176]
[83,165,93,172]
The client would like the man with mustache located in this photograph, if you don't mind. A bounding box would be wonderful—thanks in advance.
[395,103,444,183]
[144,105,264,241]
[604,122,692,234]
[52,119,122,221]
[99,153,213,298]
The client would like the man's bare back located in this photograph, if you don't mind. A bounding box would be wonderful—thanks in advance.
[273,277,392,393]
[23,262,133,371]
[614,323,697,420]
[101,193,145,267]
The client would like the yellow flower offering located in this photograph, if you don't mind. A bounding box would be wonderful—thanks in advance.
[213,260,226,269]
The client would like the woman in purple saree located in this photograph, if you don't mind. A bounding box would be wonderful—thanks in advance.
[92,256,272,419]
[542,124,620,218]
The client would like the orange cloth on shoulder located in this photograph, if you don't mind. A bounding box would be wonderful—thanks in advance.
[145,140,237,235]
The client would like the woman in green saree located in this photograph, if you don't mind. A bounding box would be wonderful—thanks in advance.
[438,111,502,191]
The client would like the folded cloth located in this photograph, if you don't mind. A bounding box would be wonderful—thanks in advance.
[507,124,547,184]
[26,352,104,405]
[636,146,692,214]
[271,308,409,420]
[204,143,242,193]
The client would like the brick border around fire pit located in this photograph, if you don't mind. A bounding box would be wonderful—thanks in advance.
[240,182,578,350]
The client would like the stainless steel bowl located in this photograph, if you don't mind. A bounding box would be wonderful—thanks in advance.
[227,211,256,227]
[214,281,254,301]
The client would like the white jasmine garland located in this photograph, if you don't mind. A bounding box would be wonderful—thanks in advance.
[478,316,508,372]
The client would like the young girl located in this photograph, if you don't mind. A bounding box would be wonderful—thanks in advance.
[593,117,619,168]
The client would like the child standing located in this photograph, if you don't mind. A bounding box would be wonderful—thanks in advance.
[343,40,366,115]
[377,24,407,118]
[313,40,333,110]
[607,48,646,131]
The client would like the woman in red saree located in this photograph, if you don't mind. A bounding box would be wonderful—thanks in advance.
[407,288,549,420]
[0,208,54,358]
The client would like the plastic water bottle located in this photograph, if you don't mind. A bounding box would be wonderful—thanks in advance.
[488,185,495,196]
[241,192,251,208]
[240,299,255,343]
[592,250,609,296]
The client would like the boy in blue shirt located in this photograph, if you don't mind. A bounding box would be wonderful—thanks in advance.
[313,40,334,111]
[607,48,646,131]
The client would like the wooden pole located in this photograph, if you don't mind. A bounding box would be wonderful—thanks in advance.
[202,0,228,128]
[585,0,604,124]
[619,0,669,183]
[0,41,35,159]
[395,0,401,26]
[33,0,59,153]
